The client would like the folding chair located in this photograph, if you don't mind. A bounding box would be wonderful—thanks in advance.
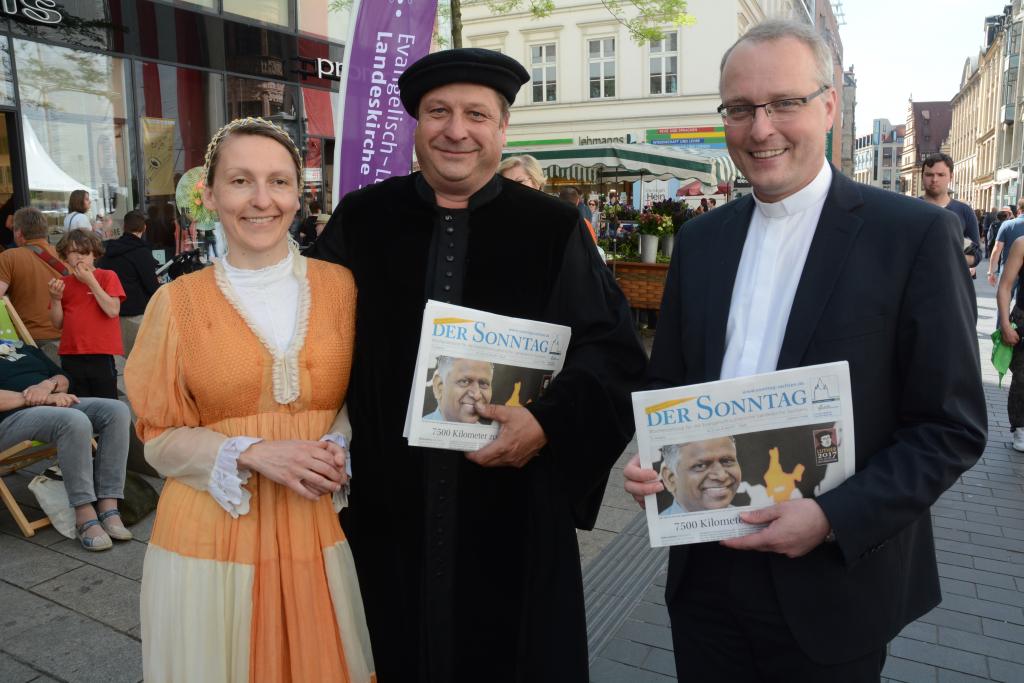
[0,296,58,536]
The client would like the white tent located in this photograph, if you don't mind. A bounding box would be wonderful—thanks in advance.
[502,143,739,186]
[21,114,96,196]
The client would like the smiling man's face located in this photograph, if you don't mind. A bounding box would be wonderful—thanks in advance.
[720,36,836,203]
[663,437,742,512]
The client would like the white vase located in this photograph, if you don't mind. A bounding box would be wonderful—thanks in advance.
[661,234,674,259]
[640,234,660,263]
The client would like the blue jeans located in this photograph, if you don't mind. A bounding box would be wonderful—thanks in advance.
[0,398,130,507]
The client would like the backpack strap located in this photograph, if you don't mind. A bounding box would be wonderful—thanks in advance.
[24,245,69,276]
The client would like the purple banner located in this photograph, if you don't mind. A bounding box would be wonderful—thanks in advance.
[335,0,438,201]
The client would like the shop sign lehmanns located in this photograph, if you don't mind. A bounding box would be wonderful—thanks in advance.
[3,0,62,25]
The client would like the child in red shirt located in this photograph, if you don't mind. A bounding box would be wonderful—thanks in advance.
[48,229,125,399]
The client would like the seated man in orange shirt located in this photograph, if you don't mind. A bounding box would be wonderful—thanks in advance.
[0,208,64,357]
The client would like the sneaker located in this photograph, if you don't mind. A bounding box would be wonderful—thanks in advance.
[1013,430,1024,452]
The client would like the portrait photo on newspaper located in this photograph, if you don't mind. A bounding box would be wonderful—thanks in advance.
[420,355,554,426]
[633,363,855,547]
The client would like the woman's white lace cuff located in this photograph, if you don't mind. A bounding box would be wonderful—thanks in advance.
[209,437,260,518]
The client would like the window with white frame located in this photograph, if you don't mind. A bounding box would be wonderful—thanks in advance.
[588,38,615,99]
[530,43,557,103]
[649,32,679,95]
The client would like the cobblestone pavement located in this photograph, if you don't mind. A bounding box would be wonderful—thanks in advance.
[1,275,1021,682]
[581,271,1024,682]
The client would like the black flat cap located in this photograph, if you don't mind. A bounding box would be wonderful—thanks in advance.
[398,48,530,118]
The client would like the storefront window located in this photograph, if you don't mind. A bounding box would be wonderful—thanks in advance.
[135,62,225,254]
[227,74,298,137]
[14,39,136,240]
[224,0,289,28]
[299,0,351,43]
[301,87,339,211]
[0,40,14,107]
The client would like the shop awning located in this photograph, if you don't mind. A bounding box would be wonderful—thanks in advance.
[502,143,738,186]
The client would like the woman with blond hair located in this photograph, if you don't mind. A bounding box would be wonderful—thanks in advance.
[498,154,545,190]
[126,118,374,682]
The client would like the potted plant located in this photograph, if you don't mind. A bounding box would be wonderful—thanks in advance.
[637,211,673,263]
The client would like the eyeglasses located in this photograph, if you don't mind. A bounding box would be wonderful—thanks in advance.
[717,85,831,126]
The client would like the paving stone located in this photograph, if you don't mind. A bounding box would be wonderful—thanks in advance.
[30,564,140,632]
[937,669,996,683]
[641,583,665,607]
[898,621,937,643]
[969,534,1024,554]
[934,516,1007,537]
[989,658,1024,683]
[1002,527,1024,541]
[888,637,988,677]
[0,653,42,683]
[0,534,83,588]
[965,511,1024,530]
[578,528,617,569]
[599,637,650,667]
[881,655,937,682]
[936,550,976,569]
[973,558,1024,579]
[641,647,676,677]
[938,593,1024,625]
[630,600,671,627]
[593,506,642,535]
[589,656,676,683]
[982,617,1024,644]
[917,607,983,634]
[0,582,142,682]
[0,508,68,548]
[48,537,147,581]
[936,538,1020,564]
[938,562,1017,589]
[940,576,977,598]
[616,619,674,651]
[128,511,156,543]
[976,584,1024,609]
[934,525,972,542]
[932,506,968,520]
[937,626,1024,663]
[933,499,998,516]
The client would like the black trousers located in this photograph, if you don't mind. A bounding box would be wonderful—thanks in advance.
[669,545,886,683]
[60,354,118,400]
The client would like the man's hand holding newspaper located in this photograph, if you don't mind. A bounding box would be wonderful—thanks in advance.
[466,402,548,468]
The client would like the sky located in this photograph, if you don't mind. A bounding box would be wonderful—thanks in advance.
[843,0,1011,134]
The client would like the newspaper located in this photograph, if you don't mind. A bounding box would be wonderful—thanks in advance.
[404,301,571,451]
[633,362,855,547]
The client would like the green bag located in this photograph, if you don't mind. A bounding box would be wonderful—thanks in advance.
[992,325,1017,387]
[118,471,160,526]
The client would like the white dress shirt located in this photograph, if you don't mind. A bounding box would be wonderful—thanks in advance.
[720,161,832,380]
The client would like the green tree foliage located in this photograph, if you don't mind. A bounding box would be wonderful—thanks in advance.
[331,1,695,47]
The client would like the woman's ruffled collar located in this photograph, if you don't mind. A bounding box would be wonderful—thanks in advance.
[212,240,310,405]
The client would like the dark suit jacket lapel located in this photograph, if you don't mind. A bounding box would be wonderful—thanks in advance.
[777,169,865,370]
[705,196,754,379]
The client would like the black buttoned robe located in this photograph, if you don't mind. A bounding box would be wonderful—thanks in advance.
[310,174,646,683]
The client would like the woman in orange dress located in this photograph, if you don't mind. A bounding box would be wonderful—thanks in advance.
[126,118,374,683]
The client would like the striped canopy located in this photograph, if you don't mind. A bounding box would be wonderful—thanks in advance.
[502,143,739,185]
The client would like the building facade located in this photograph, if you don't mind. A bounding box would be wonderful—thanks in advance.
[841,65,856,177]
[853,118,903,191]
[0,0,349,246]
[460,0,845,195]
[899,101,953,198]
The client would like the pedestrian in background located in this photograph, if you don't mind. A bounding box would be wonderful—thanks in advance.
[997,235,1024,452]
[98,210,160,357]
[0,208,64,358]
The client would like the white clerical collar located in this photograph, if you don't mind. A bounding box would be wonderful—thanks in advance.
[753,161,832,219]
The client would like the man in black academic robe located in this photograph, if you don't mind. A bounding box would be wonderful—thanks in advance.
[310,49,646,683]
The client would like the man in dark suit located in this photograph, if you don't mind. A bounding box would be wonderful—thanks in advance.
[625,19,986,682]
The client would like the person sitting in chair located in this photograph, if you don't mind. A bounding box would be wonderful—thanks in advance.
[0,340,131,550]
